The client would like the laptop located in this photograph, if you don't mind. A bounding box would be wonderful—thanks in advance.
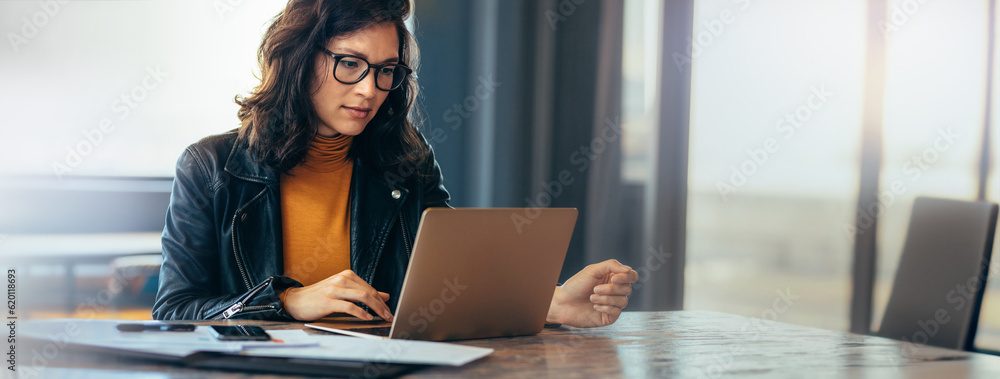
[307,207,577,341]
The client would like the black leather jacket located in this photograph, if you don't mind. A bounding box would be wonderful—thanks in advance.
[152,130,450,321]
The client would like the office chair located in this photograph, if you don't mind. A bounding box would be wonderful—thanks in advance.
[875,196,998,351]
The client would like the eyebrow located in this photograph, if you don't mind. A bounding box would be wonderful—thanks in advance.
[332,47,399,64]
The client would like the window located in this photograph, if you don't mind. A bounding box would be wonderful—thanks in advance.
[871,0,990,337]
[621,0,661,183]
[0,1,288,177]
[685,0,866,331]
[975,0,1000,351]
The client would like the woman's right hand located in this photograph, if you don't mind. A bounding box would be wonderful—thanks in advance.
[281,270,394,322]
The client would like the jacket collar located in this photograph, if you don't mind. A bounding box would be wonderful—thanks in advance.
[224,137,280,185]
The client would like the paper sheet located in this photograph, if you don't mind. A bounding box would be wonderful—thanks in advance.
[251,330,493,366]
[20,319,493,366]
[20,319,317,357]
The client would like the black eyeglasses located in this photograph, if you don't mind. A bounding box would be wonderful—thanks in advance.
[318,47,412,91]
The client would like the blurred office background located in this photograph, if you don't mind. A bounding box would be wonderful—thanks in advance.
[1,0,998,351]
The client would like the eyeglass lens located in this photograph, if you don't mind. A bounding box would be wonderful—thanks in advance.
[334,56,407,90]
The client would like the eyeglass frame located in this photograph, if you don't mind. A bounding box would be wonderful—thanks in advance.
[317,47,413,91]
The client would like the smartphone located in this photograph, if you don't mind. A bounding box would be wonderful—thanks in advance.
[208,325,271,341]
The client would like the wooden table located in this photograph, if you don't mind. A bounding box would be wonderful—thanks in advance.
[21,311,1000,378]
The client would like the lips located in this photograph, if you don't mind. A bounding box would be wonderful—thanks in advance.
[343,106,371,119]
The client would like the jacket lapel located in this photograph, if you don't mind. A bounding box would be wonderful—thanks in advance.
[224,138,283,285]
[350,157,409,282]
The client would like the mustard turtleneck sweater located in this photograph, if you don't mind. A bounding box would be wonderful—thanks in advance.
[280,133,354,288]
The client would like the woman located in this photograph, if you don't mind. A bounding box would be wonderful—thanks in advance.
[152,0,637,328]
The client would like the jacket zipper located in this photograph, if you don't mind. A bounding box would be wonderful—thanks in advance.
[221,304,274,319]
[358,211,409,316]
[365,207,409,284]
[399,212,411,258]
[216,277,275,319]
[232,213,252,290]
[220,179,273,320]
[230,183,271,291]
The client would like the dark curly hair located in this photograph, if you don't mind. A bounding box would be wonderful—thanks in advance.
[235,0,427,175]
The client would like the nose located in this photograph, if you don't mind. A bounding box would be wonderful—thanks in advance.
[354,70,378,99]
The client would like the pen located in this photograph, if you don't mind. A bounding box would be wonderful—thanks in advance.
[116,323,196,332]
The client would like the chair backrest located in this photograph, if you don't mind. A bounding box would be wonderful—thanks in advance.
[876,197,998,351]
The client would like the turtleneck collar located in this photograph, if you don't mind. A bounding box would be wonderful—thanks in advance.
[299,133,353,173]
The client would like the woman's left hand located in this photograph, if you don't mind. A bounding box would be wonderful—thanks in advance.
[547,259,639,328]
